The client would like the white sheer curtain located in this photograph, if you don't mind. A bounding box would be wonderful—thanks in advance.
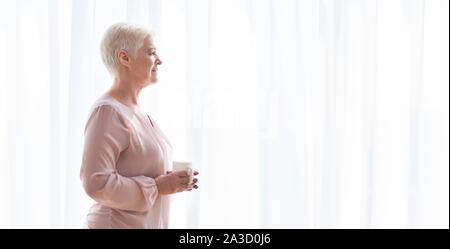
[0,0,448,228]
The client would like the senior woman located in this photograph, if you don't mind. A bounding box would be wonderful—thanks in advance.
[80,22,198,229]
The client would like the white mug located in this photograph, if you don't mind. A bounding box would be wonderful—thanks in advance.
[172,161,193,184]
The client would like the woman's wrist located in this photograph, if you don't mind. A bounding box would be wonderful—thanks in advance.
[155,176,162,195]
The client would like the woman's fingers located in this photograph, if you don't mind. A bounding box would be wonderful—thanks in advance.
[189,178,198,187]
[191,173,199,189]
[172,170,199,192]
[186,182,198,188]
[182,178,198,186]
[174,170,191,177]
[182,179,198,190]
[183,186,197,191]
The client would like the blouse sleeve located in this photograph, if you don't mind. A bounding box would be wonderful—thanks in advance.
[80,105,159,212]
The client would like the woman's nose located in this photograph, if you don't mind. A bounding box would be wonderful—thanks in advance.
[156,58,162,65]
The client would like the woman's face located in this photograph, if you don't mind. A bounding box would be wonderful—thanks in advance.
[127,35,162,86]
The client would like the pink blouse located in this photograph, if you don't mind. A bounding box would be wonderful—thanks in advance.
[80,92,173,229]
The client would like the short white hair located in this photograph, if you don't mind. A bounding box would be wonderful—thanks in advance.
[100,22,155,76]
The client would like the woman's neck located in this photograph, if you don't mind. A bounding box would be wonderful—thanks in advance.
[108,77,142,108]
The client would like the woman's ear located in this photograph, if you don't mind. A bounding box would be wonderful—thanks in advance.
[118,50,131,67]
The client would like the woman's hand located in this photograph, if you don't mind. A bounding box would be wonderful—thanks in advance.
[179,170,199,192]
[155,170,199,195]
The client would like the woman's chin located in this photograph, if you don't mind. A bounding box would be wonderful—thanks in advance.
[143,77,158,86]
[149,76,158,83]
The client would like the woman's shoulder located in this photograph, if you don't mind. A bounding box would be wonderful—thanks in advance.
[86,93,135,122]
